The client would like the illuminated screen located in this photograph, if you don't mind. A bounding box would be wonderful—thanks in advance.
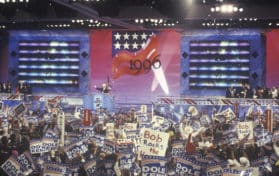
[8,31,89,94]
[189,40,250,89]
[181,31,264,96]
[17,40,80,86]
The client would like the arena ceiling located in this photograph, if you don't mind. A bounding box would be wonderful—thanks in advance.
[0,0,279,30]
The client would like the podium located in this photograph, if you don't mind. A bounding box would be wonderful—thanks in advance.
[83,93,114,112]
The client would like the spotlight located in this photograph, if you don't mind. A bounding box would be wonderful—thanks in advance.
[239,8,244,12]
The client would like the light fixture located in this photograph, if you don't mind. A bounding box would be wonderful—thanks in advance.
[211,4,244,14]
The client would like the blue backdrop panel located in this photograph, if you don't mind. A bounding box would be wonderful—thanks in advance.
[8,30,90,94]
[180,29,265,96]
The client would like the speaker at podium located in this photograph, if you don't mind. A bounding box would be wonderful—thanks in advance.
[83,93,114,112]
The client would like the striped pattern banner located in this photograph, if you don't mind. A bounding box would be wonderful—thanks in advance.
[17,40,80,86]
[189,40,250,89]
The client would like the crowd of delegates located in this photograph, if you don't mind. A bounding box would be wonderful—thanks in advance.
[0,82,32,94]
[0,82,12,93]
[1,96,279,175]
[226,83,279,99]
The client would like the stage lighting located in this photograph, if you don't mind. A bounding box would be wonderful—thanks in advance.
[212,4,243,14]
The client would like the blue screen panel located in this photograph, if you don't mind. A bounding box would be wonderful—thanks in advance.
[8,30,89,94]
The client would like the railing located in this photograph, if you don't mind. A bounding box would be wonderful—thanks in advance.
[157,96,279,107]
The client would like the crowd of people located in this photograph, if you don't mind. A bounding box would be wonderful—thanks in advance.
[0,82,12,93]
[0,82,32,94]
[0,93,279,176]
[226,83,279,99]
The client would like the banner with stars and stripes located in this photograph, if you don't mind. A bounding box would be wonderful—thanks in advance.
[90,30,181,103]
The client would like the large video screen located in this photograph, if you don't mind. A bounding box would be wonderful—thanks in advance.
[181,30,265,96]
[8,31,89,94]
[17,40,80,86]
[189,40,250,89]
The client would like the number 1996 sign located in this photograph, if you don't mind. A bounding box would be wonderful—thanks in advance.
[130,59,161,71]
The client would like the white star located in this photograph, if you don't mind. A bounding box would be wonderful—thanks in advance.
[141,33,147,40]
[132,33,138,40]
[123,42,129,49]
[123,33,130,40]
[141,42,146,48]
[114,42,121,49]
[114,32,121,40]
[132,42,138,49]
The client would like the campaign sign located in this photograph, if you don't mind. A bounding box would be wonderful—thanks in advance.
[140,105,147,113]
[91,134,105,147]
[176,157,201,176]
[137,113,149,123]
[206,165,222,176]
[74,106,83,119]
[119,154,135,169]
[140,128,169,156]
[26,116,39,124]
[16,151,36,174]
[237,121,254,140]
[222,167,253,176]
[65,140,88,160]
[152,115,165,125]
[1,157,22,176]
[14,103,26,117]
[42,137,59,152]
[141,155,167,176]
[171,140,185,157]
[125,130,140,142]
[102,139,115,154]
[80,126,95,138]
[116,142,134,154]
[124,123,138,131]
[44,129,59,140]
[43,163,66,176]
[251,156,269,172]
[255,131,272,147]
[83,159,97,176]
[30,140,48,154]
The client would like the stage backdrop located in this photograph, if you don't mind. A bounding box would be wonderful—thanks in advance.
[266,29,279,88]
[8,30,90,94]
[0,31,9,82]
[181,29,265,96]
[90,30,181,104]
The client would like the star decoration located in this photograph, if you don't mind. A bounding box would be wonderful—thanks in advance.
[114,42,121,49]
[141,33,147,40]
[132,33,138,40]
[123,33,130,40]
[114,32,121,40]
[132,42,138,49]
[123,42,129,49]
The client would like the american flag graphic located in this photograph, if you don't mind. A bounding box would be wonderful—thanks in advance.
[112,31,156,56]
[111,31,159,80]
